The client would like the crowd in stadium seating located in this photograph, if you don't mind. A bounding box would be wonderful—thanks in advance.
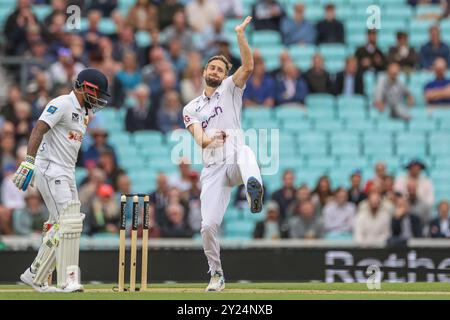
[1,0,450,245]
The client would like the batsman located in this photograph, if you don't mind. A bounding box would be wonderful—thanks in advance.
[13,68,110,293]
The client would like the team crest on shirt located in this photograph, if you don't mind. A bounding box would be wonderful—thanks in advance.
[72,113,80,123]
[47,105,57,114]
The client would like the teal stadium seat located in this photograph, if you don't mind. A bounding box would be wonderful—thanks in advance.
[243,108,273,121]
[363,132,394,156]
[314,119,344,131]
[136,31,151,48]
[252,31,282,46]
[376,119,407,132]
[306,156,335,170]
[133,130,164,146]
[99,18,117,35]
[224,221,255,238]
[282,118,313,133]
[109,132,131,148]
[275,107,307,122]
[408,118,437,132]
[430,133,450,156]
[395,133,427,157]
[32,5,52,22]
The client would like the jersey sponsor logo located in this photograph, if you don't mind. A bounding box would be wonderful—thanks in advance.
[68,130,83,143]
[201,106,223,129]
[72,113,80,123]
[47,105,58,114]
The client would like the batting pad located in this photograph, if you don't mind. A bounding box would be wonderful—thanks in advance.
[56,200,83,287]
[33,224,59,285]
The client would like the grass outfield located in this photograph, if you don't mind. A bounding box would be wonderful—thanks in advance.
[1,282,450,300]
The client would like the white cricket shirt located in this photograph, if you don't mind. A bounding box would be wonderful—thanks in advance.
[183,76,246,166]
[36,91,89,174]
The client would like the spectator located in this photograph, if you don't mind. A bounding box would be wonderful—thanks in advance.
[83,128,117,167]
[286,184,312,218]
[274,60,309,105]
[270,170,296,220]
[24,39,54,84]
[44,0,68,28]
[161,10,194,54]
[180,64,205,104]
[384,175,397,204]
[1,162,26,234]
[395,159,435,208]
[251,0,284,31]
[1,128,18,173]
[354,191,392,247]
[1,86,23,123]
[243,57,276,108]
[88,0,118,17]
[253,201,288,239]
[419,25,450,69]
[323,187,356,238]
[79,167,106,215]
[80,9,104,53]
[28,72,52,120]
[70,34,89,68]
[388,195,422,247]
[150,71,179,128]
[126,0,158,32]
[161,203,193,238]
[429,200,450,238]
[115,173,131,203]
[169,159,198,193]
[304,54,334,94]
[13,190,49,235]
[355,29,386,73]
[12,100,33,145]
[186,171,201,233]
[98,150,125,189]
[112,24,138,62]
[158,0,184,31]
[311,175,333,213]
[150,173,170,228]
[335,56,364,96]
[125,84,153,132]
[186,0,220,33]
[347,170,367,205]
[424,57,450,106]
[85,183,120,235]
[280,3,316,46]
[374,62,414,121]
[197,15,227,57]
[167,38,188,78]
[216,40,241,74]
[316,4,344,44]
[48,48,85,87]
[114,50,142,95]
[141,46,169,88]
[288,200,323,239]
[387,31,418,72]
[406,179,432,235]
[364,162,387,194]
[214,0,243,18]
[3,0,40,56]
[157,90,184,133]
[46,12,70,56]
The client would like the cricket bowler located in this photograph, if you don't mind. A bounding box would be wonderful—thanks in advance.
[13,68,110,292]
[183,16,264,292]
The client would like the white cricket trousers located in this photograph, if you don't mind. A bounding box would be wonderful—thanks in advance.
[200,145,262,274]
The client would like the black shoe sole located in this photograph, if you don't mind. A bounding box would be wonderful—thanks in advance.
[247,177,263,213]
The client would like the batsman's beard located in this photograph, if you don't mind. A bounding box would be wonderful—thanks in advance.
[205,76,223,88]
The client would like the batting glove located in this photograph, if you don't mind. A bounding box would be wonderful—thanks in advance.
[12,155,36,191]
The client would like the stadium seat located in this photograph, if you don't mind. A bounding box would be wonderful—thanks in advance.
[133,130,164,146]
[298,132,327,148]
[99,18,116,35]
[275,107,307,121]
[430,133,450,155]
[136,31,151,48]
[108,132,131,147]
[331,143,360,156]
[375,119,407,132]
[32,5,52,22]
[306,94,336,109]
[252,31,282,46]
[314,119,344,131]
[282,119,313,133]
[408,118,437,132]
[344,120,375,132]
[224,221,255,237]
[243,108,273,121]
[306,156,335,170]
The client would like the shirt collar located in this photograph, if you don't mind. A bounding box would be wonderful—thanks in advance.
[69,91,83,111]
[201,79,226,102]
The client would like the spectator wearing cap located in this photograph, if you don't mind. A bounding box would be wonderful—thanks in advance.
[394,160,434,207]
[125,84,153,132]
[304,54,334,94]
[270,170,296,220]
[388,195,422,247]
[316,4,345,44]
[48,47,85,86]
[243,56,276,108]
[347,170,367,205]
[419,25,450,69]
[253,201,289,239]
[157,90,184,133]
[288,200,324,239]
[83,128,117,167]
[13,191,49,235]
[355,29,387,73]
[126,0,158,32]
[158,0,185,31]
[161,203,193,238]
[323,187,356,238]
[280,3,316,46]
[374,62,414,121]
[430,200,450,238]
[387,32,418,72]
[354,191,393,247]
[335,56,365,96]
[85,184,120,235]
[186,0,220,33]
[251,0,284,31]
[424,57,450,106]
[274,60,309,106]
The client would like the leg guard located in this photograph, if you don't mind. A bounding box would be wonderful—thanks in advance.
[32,223,59,285]
[56,201,83,287]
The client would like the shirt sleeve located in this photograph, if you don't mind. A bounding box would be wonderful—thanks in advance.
[38,101,64,129]
[183,104,201,129]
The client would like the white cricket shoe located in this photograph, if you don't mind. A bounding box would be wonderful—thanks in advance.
[20,268,57,293]
[205,271,225,292]
[56,282,84,293]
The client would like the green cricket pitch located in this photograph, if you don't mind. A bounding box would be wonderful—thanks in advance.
[1,282,450,300]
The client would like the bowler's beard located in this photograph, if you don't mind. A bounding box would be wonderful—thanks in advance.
[205,75,222,88]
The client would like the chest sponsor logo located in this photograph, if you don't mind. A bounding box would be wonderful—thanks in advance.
[72,113,80,123]
[47,105,58,114]
[68,131,83,143]
[201,106,223,129]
